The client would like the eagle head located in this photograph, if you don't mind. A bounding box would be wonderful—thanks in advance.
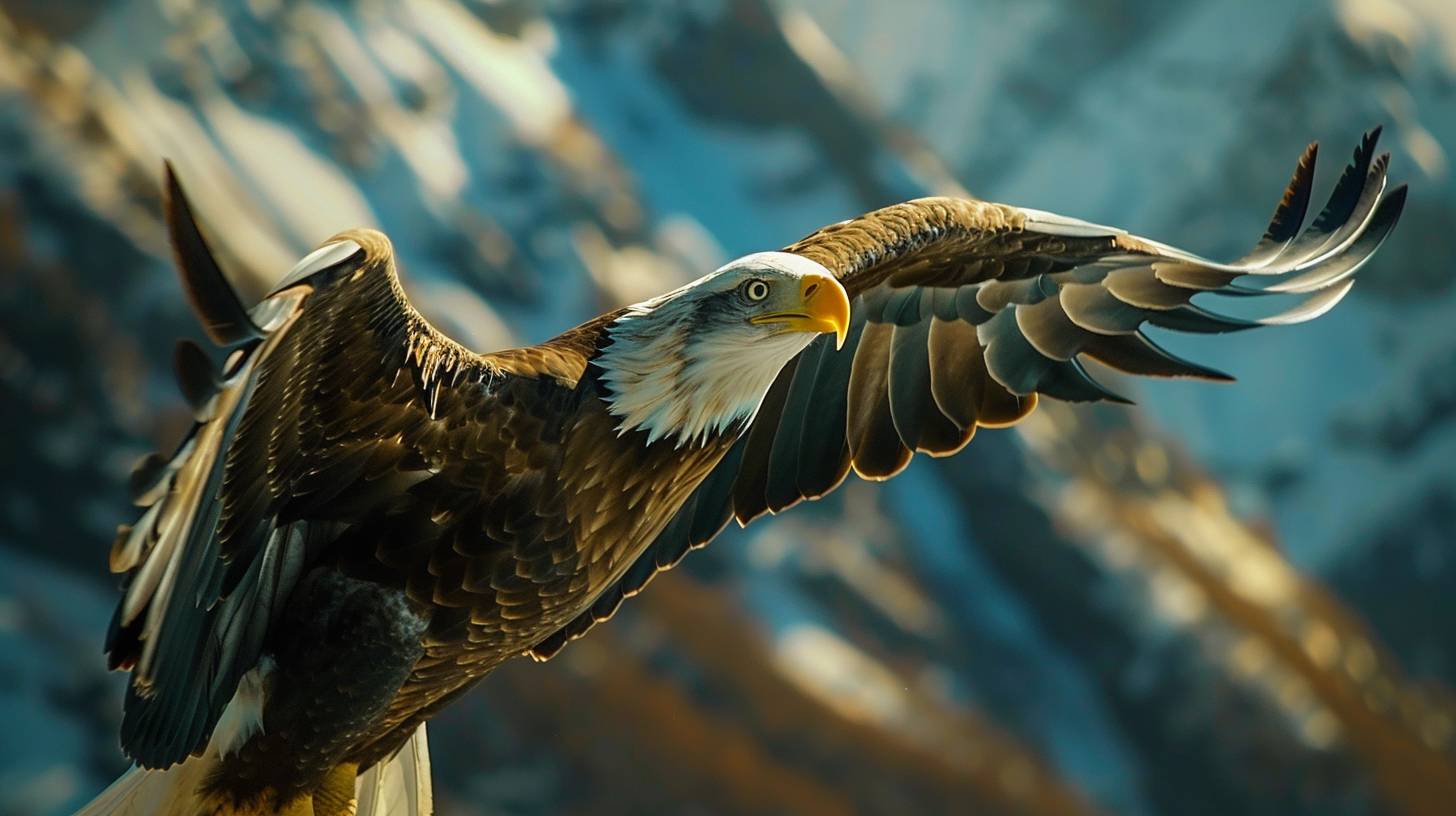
[596,251,850,447]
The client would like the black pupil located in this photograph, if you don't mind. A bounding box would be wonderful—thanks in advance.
[749,282,766,299]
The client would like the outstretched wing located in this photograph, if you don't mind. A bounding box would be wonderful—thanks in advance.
[108,166,595,769]
[531,129,1406,660]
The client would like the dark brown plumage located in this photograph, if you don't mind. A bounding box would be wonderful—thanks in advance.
[110,173,735,777]
[96,132,1403,814]
[531,129,1404,660]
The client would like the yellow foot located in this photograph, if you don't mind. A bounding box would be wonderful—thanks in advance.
[200,789,313,816]
[313,763,359,816]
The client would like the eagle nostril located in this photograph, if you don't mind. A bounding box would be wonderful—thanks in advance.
[803,282,819,299]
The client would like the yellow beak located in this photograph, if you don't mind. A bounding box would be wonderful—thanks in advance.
[750,273,851,349]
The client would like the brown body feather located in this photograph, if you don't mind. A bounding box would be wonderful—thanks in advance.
[106,132,1404,807]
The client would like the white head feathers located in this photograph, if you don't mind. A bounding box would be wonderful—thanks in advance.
[595,252,839,447]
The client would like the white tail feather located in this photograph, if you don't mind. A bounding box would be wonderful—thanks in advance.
[355,724,433,816]
[73,756,211,816]
[77,675,428,815]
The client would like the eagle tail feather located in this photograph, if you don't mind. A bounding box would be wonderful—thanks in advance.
[354,724,434,816]
[72,756,212,816]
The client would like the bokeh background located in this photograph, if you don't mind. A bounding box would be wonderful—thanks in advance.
[2,0,1455,814]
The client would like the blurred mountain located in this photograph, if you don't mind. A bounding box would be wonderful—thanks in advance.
[1,1,1454,815]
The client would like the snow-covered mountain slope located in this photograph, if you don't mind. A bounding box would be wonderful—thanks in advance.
[2,1,1453,814]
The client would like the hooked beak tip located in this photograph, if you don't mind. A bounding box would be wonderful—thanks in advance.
[802,273,850,350]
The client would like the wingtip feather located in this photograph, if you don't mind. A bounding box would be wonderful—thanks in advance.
[162,162,261,346]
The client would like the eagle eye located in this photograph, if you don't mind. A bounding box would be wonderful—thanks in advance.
[742,279,770,302]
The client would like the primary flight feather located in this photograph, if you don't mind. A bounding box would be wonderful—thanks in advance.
[85,130,1404,816]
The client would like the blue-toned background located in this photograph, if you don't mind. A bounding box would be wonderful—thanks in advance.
[2,1,1454,814]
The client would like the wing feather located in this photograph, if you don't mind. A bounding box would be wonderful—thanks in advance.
[764,337,832,511]
[925,316,985,431]
[161,162,262,346]
[793,318,860,501]
[111,171,595,769]
[888,302,970,454]
[730,355,800,520]
[535,130,1405,660]
[845,320,911,480]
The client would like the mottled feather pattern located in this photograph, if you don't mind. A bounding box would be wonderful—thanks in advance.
[532,130,1405,661]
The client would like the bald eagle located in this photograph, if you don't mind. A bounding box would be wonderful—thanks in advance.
[82,131,1402,816]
